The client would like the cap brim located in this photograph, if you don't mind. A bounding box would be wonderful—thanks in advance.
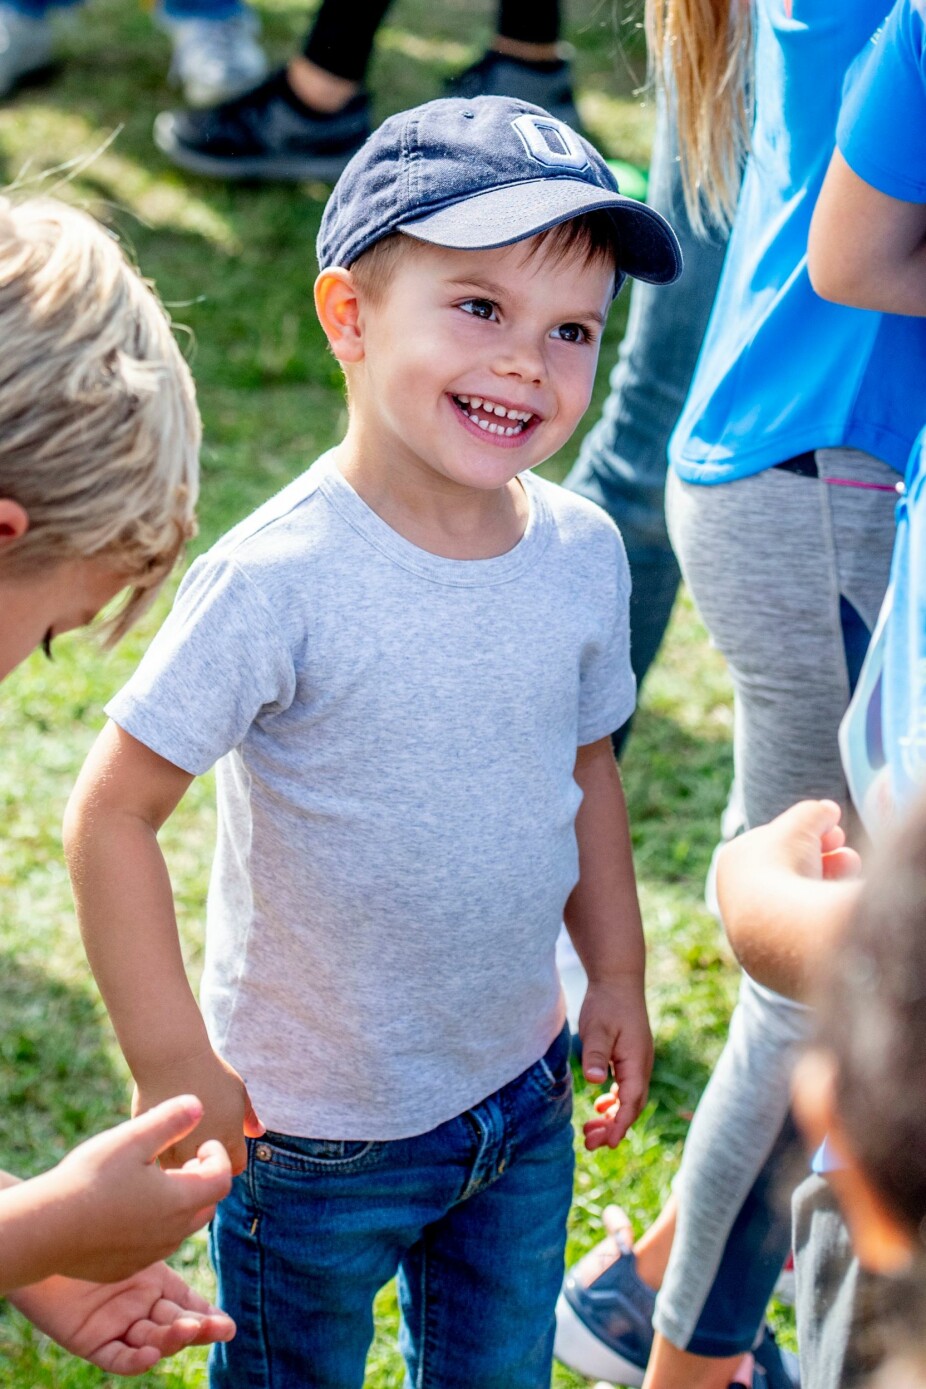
[398,177,682,286]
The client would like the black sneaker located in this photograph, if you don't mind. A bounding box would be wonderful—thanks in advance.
[444,51,581,129]
[153,69,371,182]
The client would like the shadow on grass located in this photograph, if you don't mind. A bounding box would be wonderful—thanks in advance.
[623,703,733,883]
[0,953,130,1179]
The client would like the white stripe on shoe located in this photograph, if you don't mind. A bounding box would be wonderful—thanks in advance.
[554,1293,647,1387]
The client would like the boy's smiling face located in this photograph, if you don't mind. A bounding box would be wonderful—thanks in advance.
[342,235,615,497]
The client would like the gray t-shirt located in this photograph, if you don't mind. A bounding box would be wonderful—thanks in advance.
[107,454,635,1139]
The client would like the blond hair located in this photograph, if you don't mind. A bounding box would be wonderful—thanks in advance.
[0,196,201,641]
[645,0,753,236]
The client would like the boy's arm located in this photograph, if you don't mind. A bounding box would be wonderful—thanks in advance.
[563,736,652,1151]
[717,800,862,1000]
[0,1097,231,1293]
[808,149,926,315]
[64,721,263,1172]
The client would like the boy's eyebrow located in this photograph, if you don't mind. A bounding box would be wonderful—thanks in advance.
[445,277,609,324]
[445,275,510,297]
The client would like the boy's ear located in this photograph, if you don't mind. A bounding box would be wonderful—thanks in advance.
[0,500,29,546]
[793,1049,917,1275]
[314,268,365,364]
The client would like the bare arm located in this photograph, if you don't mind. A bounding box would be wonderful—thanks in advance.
[9,1259,234,1376]
[64,722,262,1172]
[808,148,926,314]
[717,800,862,1000]
[564,736,652,1149]
[0,1098,231,1294]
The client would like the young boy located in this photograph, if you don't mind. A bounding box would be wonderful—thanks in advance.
[64,96,682,1387]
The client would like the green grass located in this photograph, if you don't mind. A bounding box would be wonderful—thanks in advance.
[0,1,770,1383]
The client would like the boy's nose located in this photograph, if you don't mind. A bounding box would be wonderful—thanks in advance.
[492,336,545,387]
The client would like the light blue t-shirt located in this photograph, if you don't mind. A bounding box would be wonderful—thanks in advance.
[838,0,926,204]
[839,0,926,810]
[884,432,926,807]
[670,0,926,484]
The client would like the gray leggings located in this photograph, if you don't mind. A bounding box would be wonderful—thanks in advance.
[653,449,898,1352]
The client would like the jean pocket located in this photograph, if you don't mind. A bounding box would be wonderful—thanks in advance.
[250,1130,384,1175]
[529,1023,573,1099]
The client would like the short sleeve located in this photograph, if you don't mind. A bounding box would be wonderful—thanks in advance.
[838,0,926,202]
[106,553,297,775]
[576,525,636,745]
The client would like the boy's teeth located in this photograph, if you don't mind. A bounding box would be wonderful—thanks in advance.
[456,394,532,423]
[455,394,534,434]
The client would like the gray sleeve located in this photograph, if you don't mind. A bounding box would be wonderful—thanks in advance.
[576,525,636,745]
[105,554,297,775]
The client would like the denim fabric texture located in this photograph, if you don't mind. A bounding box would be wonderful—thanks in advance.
[7,0,243,17]
[209,1024,575,1388]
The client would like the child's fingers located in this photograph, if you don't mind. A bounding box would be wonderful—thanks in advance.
[593,1083,619,1114]
[778,798,844,844]
[819,824,846,854]
[242,1091,266,1139]
[193,1137,233,1175]
[821,846,863,881]
[124,1096,205,1166]
[580,1023,616,1085]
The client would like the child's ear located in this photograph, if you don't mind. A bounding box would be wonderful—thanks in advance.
[793,1049,917,1274]
[314,268,365,364]
[0,500,29,546]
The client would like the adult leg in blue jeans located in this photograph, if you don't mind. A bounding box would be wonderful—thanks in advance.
[0,0,266,104]
[562,92,728,752]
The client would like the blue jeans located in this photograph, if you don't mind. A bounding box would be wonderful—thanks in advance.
[209,1025,575,1388]
[8,0,245,20]
[563,93,728,750]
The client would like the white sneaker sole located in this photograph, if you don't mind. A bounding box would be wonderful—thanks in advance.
[554,1294,647,1387]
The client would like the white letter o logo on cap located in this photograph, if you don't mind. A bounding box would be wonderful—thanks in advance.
[511,113,589,170]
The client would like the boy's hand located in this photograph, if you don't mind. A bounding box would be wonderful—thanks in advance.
[578,977,653,1151]
[24,1097,232,1286]
[133,1049,264,1175]
[11,1261,235,1376]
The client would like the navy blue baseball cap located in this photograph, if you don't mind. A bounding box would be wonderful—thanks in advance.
[316,96,682,290]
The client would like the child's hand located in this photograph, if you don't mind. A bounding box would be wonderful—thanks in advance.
[133,1049,264,1175]
[578,977,653,1151]
[11,1260,235,1376]
[27,1096,232,1285]
[718,799,861,909]
[717,800,864,999]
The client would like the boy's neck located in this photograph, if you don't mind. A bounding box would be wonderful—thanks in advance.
[332,431,530,561]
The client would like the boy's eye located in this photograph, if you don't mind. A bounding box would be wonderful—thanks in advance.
[458,298,497,321]
[551,322,592,344]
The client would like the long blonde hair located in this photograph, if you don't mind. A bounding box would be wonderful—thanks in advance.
[0,197,201,641]
[645,0,753,236]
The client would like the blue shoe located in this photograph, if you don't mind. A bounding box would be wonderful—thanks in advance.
[753,1324,800,1388]
[555,1226,653,1386]
[555,1221,800,1389]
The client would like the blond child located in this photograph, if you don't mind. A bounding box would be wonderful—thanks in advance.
[0,196,235,1374]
